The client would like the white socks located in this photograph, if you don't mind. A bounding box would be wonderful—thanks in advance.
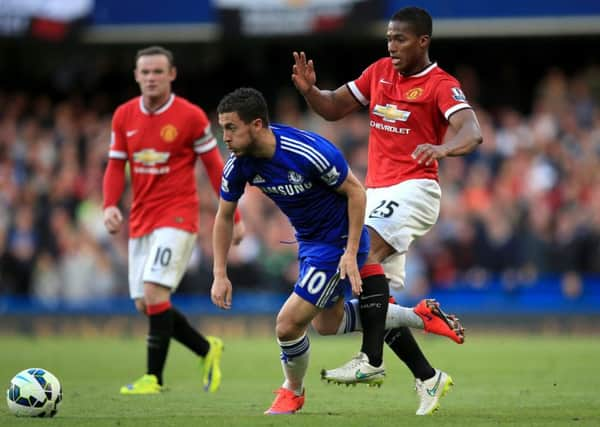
[278,334,310,395]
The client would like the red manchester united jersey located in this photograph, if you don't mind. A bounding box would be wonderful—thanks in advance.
[347,60,471,188]
[108,95,217,237]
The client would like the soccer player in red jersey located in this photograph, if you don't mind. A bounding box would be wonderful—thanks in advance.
[102,46,244,395]
[292,7,481,415]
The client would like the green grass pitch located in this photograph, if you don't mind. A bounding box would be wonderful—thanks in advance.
[1,333,599,426]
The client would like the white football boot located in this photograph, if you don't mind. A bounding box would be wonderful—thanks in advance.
[415,369,454,415]
[321,352,385,387]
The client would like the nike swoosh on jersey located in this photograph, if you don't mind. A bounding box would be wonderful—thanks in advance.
[379,79,392,85]
[126,130,138,137]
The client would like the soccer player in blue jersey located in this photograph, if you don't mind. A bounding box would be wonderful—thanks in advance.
[212,87,371,415]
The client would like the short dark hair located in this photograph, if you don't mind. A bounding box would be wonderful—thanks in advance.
[217,87,270,127]
[391,7,432,37]
[135,46,174,67]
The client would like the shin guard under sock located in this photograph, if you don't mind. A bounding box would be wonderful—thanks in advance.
[358,264,389,367]
[147,301,174,385]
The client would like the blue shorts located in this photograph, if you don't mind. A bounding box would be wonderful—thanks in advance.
[294,251,368,309]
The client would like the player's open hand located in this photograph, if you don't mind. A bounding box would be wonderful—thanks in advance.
[339,251,362,295]
[103,206,123,234]
[411,143,449,166]
[232,220,245,246]
[211,277,233,310]
[292,51,317,95]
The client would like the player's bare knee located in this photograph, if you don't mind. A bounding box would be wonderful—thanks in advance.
[143,282,171,306]
[275,319,303,341]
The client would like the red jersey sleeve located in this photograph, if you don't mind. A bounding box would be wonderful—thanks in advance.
[347,60,379,106]
[108,106,128,161]
[102,159,126,208]
[190,107,217,155]
[198,147,241,223]
[199,147,225,196]
[434,78,472,121]
[103,107,128,208]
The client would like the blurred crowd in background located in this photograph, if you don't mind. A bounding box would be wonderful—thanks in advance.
[1,63,600,302]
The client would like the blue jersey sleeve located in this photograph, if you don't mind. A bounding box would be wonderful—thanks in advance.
[220,155,246,202]
[309,133,349,189]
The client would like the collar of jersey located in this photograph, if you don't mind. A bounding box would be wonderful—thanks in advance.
[139,94,175,115]
[402,62,437,79]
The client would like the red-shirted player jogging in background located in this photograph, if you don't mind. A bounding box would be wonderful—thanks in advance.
[292,7,481,415]
[102,46,244,395]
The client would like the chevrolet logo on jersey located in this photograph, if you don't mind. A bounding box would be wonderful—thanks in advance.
[133,149,170,166]
[373,104,411,123]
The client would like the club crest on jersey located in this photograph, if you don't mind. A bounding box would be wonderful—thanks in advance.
[160,124,178,142]
[452,87,467,102]
[406,87,424,100]
[288,171,304,184]
[133,149,170,166]
[373,104,411,123]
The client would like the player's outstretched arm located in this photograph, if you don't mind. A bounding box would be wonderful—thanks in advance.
[211,198,237,310]
[292,51,361,121]
[334,170,366,295]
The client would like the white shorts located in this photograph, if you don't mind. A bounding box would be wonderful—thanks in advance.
[365,179,441,289]
[128,227,196,299]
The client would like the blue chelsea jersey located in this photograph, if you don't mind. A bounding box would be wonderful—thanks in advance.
[220,123,368,258]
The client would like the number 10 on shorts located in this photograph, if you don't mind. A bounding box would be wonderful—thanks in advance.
[298,266,328,294]
[295,263,342,309]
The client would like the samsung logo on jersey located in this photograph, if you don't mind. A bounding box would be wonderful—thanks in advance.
[261,182,313,196]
